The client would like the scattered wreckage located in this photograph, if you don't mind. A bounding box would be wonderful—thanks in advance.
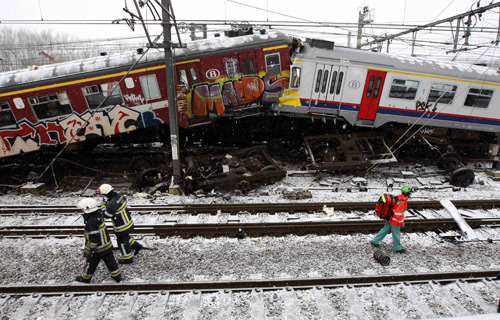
[3,131,480,196]
[303,132,397,172]
[184,145,286,194]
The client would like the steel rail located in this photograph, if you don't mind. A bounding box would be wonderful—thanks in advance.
[0,270,498,295]
[1,199,500,215]
[1,218,499,237]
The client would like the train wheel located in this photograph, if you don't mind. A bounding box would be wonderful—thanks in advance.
[450,168,475,187]
[130,157,151,173]
[260,165,282,184]
[136,168,162,189]
[437,152,461,171]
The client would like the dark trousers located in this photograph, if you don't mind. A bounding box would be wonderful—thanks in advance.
[116,232,134,260]
[83,251,121,280]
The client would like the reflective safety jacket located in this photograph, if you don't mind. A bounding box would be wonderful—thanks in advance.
[103,190,134,233]
[83,210,113,256]
[388,193,408,227]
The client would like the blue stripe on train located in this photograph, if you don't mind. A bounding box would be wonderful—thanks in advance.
[300,99,500,127]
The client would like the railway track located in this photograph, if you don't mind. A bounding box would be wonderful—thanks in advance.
[1,273,499,319]
[2,202,500,318]
[1,218,500,238]
[1,199,500,215]
[2,199,500,238]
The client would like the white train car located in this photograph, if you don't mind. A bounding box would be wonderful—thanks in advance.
[276,40,500,135]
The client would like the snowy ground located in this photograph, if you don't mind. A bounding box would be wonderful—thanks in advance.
[1,162,500,319]
[1,162,497,206]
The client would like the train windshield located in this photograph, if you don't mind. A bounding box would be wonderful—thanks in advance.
[291,67,301,88]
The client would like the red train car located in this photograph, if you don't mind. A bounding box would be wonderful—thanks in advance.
[0,30,292,158]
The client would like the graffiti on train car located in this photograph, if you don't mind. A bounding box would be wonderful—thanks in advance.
[123,93,146,106]
[0,105,162,157]
[186,74,289,118]
[415,100,437,113]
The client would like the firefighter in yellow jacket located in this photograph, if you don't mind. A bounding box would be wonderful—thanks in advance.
[75,198,122,283]
[370,185,414,253]
[98,184,143,264]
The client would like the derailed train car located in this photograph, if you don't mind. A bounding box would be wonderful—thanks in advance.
[0,30,291,159]
[276,39,500,156]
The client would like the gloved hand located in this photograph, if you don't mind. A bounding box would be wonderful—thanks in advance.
[401,223,405,228]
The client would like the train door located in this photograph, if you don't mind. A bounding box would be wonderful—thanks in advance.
[328,66,347,110]
[310,64,347,109]
[310,64,328,108]
[176,61,201,89]
[358,70,386,120]
[238,52,257,75]
[176,61,204,117]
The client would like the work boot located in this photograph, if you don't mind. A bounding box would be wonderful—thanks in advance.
[113,274,122,283]
[370,241,380,248]
[134,243,143,256]
[394,248,406,253]
[118,258,133,264]
[75,275,91,283]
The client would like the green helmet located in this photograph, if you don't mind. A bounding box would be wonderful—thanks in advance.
[401,185,414,195]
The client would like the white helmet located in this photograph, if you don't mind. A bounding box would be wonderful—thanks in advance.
[77,198,99,213]
[98,184,113,195]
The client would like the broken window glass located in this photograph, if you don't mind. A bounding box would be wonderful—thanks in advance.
[29,91,73,119]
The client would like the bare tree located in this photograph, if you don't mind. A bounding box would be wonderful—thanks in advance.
[0,27,142,72]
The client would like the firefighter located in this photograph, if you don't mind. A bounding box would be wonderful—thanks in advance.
[75,198,122,283]
[98,184,143,264]
[370,185,414,253]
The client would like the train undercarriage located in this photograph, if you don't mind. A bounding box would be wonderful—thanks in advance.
[0,114,496,194]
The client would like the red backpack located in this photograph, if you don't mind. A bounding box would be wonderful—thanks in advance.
[375,194,398,220]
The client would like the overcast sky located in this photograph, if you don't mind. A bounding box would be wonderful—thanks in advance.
[1,0,499,59]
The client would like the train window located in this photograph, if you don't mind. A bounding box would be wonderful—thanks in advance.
[0,102,16,127]
[83,82,123,109]
[125,77,135,89]
[321,70,329,93]
[315,69,323,93]
[248,58,255,74]
[13,98,25,109]
[366,76,375,98]
[179,70,189,86]
[373,77,383,99]
[140,74,161,101]
[189,68,199,84]
[336,72,344,95]
[329,71,337,94]
[464,88,494,108]
[428,83,457,104]
[389,79,419,100]
[28,91,72,120]
[291,67,301,88]
[265,53,281,76]
[225,59,239,78]
[241,59,248,74]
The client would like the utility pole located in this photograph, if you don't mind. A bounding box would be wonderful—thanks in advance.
[161,0,182,195]
[356,6,373,49]
[362,1,500,50]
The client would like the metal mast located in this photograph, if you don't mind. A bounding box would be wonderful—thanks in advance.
[161,0,182,194]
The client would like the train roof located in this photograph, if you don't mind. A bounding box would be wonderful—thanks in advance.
[298,43,500,83]
[0,31,291,92]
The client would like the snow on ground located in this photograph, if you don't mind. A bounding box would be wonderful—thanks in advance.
[1,162,500,319]
[0,162,496,206]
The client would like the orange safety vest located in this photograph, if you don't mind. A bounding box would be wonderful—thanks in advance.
[389,193,408,227]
